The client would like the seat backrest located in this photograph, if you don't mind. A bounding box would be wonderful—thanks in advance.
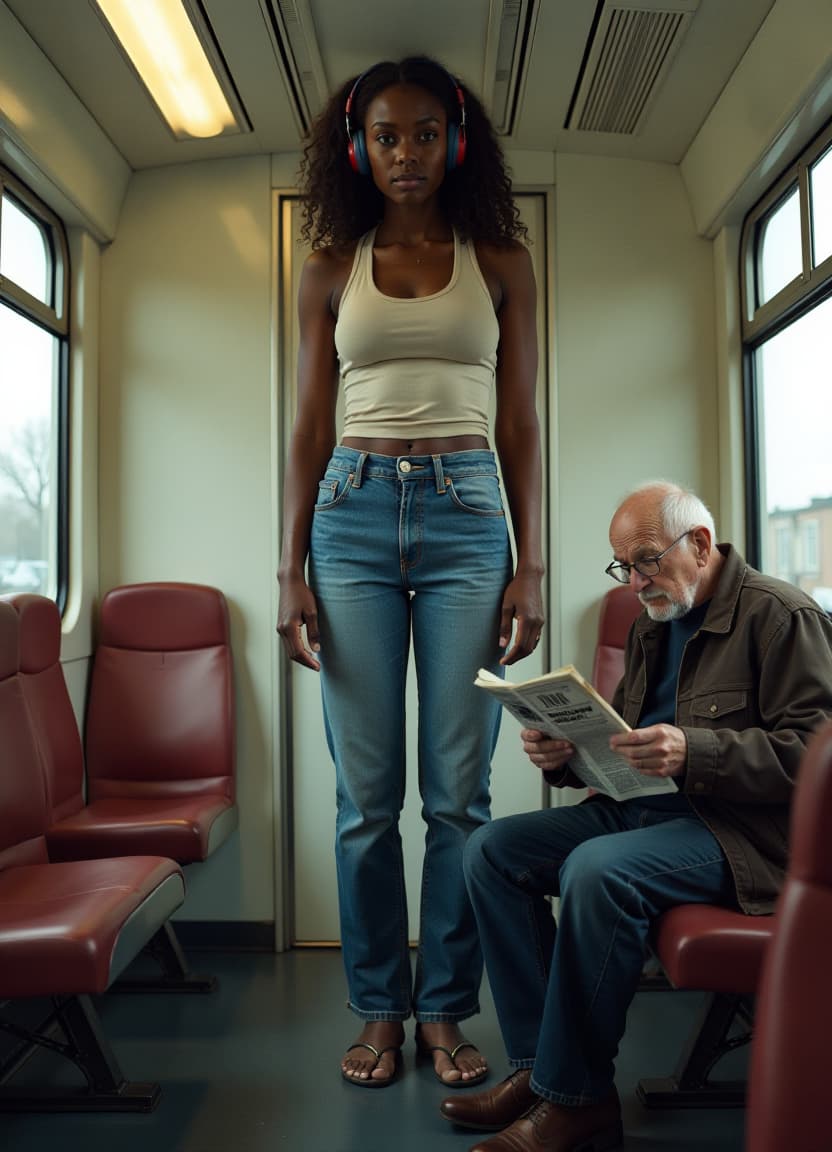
[8,593,85,823]
[85,583,235,801]
[745,720,832,1152]
[592,585,642,703]
[0,600,50,871]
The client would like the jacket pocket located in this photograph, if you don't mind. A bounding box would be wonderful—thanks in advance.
[689,690,748,725]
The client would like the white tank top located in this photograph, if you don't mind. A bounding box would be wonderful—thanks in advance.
[334,227,499,439]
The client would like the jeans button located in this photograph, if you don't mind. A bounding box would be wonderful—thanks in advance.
[399,460,412,473]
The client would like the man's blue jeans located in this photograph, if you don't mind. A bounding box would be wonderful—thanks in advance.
[463,793,736,1103]
[309,447,512,1021]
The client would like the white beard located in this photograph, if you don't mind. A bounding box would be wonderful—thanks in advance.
[640,582,697,622]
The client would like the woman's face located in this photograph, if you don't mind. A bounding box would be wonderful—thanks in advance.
[362,83,449,203]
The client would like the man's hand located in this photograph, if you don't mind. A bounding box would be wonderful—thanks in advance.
[521,729,575,775]
[609,724,688,778]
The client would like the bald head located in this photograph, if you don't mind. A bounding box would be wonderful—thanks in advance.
[609,482,723,621]
[612,482,716,542]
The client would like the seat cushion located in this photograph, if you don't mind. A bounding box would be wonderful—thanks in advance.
[592,586,642,703]
[652,903,774,993]
[0,601,50,871]
[98,582,230,651]
[46,796,238,863]
[85,646,235,794]
[13,593,61,673]
[0,856,185,997]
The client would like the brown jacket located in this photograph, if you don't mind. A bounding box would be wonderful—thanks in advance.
[611,544,832,913]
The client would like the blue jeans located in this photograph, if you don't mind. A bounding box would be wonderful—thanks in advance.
[463,793,736,1103]
[309,447,512,1021]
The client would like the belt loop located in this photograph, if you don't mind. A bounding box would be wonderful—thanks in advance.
[432,454,446,494]
[352,451,368,488]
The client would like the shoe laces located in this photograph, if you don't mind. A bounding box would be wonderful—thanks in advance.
[526,1097,552,1130]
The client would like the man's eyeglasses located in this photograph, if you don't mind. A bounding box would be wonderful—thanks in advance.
[605,530,694,585]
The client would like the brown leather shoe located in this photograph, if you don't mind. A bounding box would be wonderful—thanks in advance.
[440,1069,536,1131]
[467,1088,623,1152]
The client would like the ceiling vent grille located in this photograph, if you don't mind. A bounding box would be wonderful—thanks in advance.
[566,0,699,135]
[260,0,328,136]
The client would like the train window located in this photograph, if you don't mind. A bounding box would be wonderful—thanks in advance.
[756,185,801,306]
[741,121,832,606]
[0,168,69,610]
[0,195,50,302]
[810,144,832,267]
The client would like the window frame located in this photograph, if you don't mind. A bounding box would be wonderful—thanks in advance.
[741,119,832,343]
[0,166,70,612]
[740,119,832,571]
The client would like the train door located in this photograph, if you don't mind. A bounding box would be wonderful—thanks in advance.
[276,191,552,944]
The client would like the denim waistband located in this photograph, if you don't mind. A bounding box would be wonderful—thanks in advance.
[328,445,498,489]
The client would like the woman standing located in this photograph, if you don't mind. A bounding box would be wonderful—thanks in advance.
[277,56,543,1088]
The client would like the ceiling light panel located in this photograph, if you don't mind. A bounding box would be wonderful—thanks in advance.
[92,0,250,140]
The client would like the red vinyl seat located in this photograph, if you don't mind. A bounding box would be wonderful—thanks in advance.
[40,583,237,863]
[591,583,641,704]
[745,719,832,1152]
[7,586,237,990]
[0,599,185,1111]
[652,903,771,993]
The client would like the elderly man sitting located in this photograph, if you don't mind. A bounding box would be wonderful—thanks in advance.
[440,480,832,1152]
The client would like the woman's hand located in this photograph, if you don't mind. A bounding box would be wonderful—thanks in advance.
[499,570,545,665]
[277,574,321,671]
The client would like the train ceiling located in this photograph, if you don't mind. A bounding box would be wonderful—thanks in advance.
[4,0,776,170]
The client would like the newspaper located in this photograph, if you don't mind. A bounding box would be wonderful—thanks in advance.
[475,664,677,799]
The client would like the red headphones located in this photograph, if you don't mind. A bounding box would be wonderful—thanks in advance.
[345,64,467,176]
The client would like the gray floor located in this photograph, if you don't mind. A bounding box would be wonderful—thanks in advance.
[1,948,747,1152]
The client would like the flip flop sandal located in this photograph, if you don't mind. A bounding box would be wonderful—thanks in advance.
[341,1042,402,1089]
[416,1039,488,1088]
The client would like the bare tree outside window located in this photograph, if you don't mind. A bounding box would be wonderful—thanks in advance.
[0,418,50,515]
[0,419,50,591]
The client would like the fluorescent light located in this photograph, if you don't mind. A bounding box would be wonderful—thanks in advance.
[93,0,242,139]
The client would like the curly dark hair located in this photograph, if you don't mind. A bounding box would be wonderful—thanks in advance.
[298,56,528,249]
